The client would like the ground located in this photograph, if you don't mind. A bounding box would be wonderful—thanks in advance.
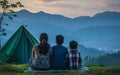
[0,62,120,75]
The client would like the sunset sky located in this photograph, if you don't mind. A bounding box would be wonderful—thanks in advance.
[1,0,120,18]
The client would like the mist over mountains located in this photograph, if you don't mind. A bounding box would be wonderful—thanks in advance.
[1,10,120,53]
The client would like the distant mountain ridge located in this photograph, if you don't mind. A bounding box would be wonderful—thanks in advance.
[69,25,120,50]
[14,10,120,29]
[1,10,120,29]
[0,10,120,52]
[77,44,105,58]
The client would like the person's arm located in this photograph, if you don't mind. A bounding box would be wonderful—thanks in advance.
[49,47,53,61]
[79,52,82,66]
[32,46,37,59]
[66,49,70,69]
[32,47,35,58]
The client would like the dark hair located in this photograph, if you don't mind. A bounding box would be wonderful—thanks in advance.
[69,40,78,49]
[56,35,64,44]
[38,33,50,55]
[39,33,48,42]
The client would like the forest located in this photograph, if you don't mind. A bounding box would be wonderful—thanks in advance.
[84,51,120,66]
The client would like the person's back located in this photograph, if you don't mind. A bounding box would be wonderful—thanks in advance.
[67,41,82,70]
[68,50,81,70]
[30,33,51,70]
[51,35,68,70]
[31,44,50,70]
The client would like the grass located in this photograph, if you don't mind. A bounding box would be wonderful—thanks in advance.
[0,62,120,75]
[91,67,120,75]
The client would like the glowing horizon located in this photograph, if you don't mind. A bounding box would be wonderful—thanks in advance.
[1,0,120,18]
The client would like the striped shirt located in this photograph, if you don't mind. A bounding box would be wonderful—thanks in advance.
[67,50,82,70]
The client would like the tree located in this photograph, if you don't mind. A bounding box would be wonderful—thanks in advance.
[84,56,89,64]
[0,0,24,47]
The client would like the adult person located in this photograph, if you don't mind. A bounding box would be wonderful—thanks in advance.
[51,35,69,70]
[29,33,51,70]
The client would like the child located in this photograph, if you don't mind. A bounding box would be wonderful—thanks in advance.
[67,40,82,70]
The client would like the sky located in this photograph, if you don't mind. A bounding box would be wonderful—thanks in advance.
[1,0,120,18]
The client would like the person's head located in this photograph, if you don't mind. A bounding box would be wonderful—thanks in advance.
[38,33,50,55]
[56,35,64,45]
[39,33,48,42]
[69,40,78,50]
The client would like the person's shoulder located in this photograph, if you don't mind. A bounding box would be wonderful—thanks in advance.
[61,45,67,48]
[52,45,57,48]
[59,45,68,53]
[33,44,38,47]
[63,46,67,49]
[76,50,81,55]
[33,44,39,49]
[52,45,56,47]
[77,50,80,53]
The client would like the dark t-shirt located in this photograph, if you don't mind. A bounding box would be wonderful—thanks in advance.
[51,44,68,70]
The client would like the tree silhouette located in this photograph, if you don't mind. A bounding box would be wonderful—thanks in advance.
[0,0,24,47]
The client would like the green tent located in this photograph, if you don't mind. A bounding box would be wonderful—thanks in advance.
[0,25,38,64]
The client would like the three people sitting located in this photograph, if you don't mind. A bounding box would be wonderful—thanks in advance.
[29,33,82,70]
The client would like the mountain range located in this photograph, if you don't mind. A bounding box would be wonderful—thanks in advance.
[1,9,120,53]
[78,44,105,59]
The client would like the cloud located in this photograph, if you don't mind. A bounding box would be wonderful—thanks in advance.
[6,0,120,18]
[38,0,58,3]
[0,7,2,12]
[53,2,81,9]
[30,0,120,17]
[93,0,120,11]
[96,1,107,7]
[36,0,82,9]
[106,0,120,8]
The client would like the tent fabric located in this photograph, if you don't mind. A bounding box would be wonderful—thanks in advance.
[0,26,38,64]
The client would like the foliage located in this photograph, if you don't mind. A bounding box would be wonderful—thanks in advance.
[0,0,24,36]
[0,61,20,72]
[87,51,120,66]
[84,64,105,67]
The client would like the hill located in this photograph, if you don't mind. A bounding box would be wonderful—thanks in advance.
[74,11,120,27]
[0,10,120,52]
[87,51,120,66]
[77,44,105,59]
[69,25,120,51]
[2,10,120,31]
